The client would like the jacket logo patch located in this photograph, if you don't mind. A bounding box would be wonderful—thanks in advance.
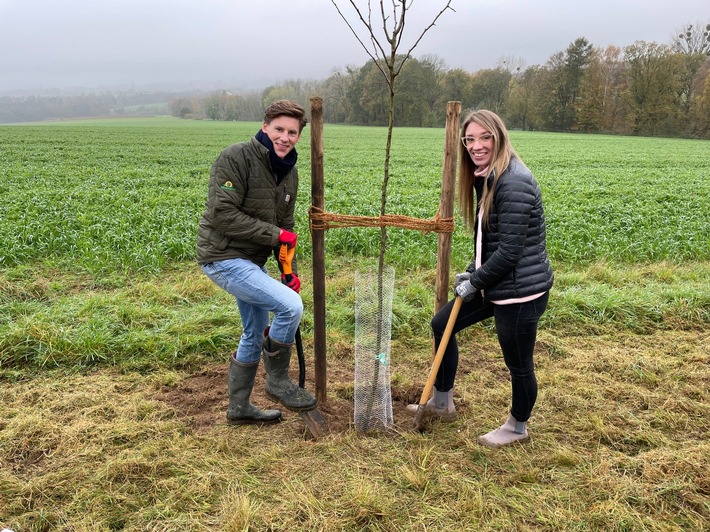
[220,181,236,191]
[284,194,291,203]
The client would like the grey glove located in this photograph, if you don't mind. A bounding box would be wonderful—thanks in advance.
[454,271,471,290]
[455,279,477,302]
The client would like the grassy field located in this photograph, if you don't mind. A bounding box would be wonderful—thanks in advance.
[0,118,708,530]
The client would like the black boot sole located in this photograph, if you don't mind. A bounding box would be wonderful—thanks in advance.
[227,415,282,425]
[265,391,317,412]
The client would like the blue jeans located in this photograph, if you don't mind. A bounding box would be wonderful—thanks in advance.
[201,258,303,364]
[430,291,549,422]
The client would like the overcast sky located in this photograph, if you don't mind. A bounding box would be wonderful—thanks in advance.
[0,0,707,94]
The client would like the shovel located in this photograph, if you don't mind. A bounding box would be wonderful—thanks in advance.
[279,243,329,439]
[413,296,462,432]
[293,325,328,439]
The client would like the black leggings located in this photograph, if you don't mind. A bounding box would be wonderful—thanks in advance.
[430,291,549,422]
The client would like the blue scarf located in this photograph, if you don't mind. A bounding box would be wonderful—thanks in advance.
[255,129,298,182]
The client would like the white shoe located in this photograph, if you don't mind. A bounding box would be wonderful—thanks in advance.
[478,414,530,448]
[406,388,457,421]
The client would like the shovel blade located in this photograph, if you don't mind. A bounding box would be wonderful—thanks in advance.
[300,408,328,440]
[412,404,427,432]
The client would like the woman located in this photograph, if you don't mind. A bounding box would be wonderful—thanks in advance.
[414,109,553,448]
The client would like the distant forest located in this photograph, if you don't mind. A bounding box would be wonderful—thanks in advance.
[3,22,710,138]
[0,91,176,124]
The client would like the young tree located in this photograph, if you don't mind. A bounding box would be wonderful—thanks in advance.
[331,1,454,431]
[331,0,454,275]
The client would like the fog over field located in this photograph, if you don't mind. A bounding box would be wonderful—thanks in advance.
[0,0,707,94]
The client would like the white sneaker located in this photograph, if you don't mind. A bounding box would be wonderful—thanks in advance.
[478,414,530,448]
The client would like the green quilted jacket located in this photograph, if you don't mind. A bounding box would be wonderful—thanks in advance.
[196,137,298,268]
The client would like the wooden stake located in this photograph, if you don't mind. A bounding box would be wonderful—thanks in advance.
[435,101,461,313]
[309,97,327,403]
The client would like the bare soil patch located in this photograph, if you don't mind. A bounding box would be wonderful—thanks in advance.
[154,360,437,438]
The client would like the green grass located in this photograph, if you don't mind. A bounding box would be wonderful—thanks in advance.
[1,119,708,273]
[1,327,707,530]
[1,118,709,530]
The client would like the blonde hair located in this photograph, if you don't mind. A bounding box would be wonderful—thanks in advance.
[457,110,525,231]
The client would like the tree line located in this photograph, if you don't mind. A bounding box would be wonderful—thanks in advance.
[172,21,710,139]
[0,91,178,124]
[2,21,708,138]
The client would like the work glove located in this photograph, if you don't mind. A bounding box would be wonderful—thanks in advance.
[278,229,297,248]
[455,279,477,302]
[454,271,471,290]
[282,273,301,293]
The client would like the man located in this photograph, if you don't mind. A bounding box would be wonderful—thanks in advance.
[197,99,316,425]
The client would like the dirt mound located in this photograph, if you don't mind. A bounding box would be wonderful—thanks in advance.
[155,361,429,438]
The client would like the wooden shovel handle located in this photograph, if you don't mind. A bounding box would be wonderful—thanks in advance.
[418,296,462,406]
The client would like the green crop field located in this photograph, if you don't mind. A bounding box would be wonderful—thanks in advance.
[1,118,709,273]
[1,118,708,530]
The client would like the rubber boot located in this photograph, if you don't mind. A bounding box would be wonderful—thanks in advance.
[227,357,282,425]
[478,414,530,448]
[406,387,457,421]
[262,336,317,412]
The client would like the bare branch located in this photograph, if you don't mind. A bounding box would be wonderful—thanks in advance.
[380,0,393,45]
[345,0,389,60]
[369,1,385,58]
[391,0,405,49]
[395,1,454,77]
[331,1,455,94]
[331,0,392,88]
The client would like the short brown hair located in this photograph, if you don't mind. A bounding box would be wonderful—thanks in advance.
[264,100,308,132]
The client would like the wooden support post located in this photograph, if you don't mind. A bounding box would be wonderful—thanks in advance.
[434,101,461,313]
[309,97,327,403]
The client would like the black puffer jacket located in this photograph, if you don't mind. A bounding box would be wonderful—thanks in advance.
[467,157,553,301]
[196,138,298,267]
